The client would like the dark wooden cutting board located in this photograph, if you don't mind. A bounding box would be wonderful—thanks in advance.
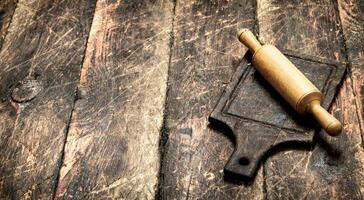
[209,49,346,180]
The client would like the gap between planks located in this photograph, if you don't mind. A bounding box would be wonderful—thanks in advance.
[155,0,177,198]
[51,2,99,199]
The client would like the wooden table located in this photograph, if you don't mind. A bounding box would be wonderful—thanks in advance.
[0,0,362,199]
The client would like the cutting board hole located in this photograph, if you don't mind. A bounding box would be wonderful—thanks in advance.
[239,157,250,165]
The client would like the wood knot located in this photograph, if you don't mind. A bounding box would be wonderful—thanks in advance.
[11,79,42,103]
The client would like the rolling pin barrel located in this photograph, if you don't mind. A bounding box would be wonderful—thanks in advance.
[237,29,342,136]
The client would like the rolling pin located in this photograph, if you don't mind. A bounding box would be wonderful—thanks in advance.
[237,29,342,136]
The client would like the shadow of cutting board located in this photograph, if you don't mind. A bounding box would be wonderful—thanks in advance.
[209,50,346,181]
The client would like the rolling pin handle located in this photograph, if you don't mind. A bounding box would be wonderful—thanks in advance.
[237,29,262,53]
[308,100,342,136]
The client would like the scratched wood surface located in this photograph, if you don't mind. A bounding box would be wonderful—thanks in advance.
[0,0,96,199]
[0,0,16,49]
[339,0,364,143]
[55,0,173,199]
[157,0,265,199]
[0,0,362,199]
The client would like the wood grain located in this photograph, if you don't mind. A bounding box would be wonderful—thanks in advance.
[0,0,362,199]
[158,0,264,199]
[257,0,346,61]
[0,0,96,199]
[55,0,174,199]
[338,0,364,144]
[257,0,364,199]
[0,0,17,49]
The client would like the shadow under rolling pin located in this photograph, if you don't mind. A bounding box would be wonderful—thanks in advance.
[237,29,342,136]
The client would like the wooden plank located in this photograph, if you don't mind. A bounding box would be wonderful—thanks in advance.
[55,0,174,199]
[257,0,364,199]
[0,0,16,49]
[0,0,96,199]
[257,0,346,61]
[338,0,364,142]
[158,0,264,199]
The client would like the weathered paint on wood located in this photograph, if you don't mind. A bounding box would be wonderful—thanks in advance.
[0,0,96,199]
[339,0,364,144]
[55,0,174,199]
[0,0,17,49]
[257,0,364,199]
[158,0,264,199]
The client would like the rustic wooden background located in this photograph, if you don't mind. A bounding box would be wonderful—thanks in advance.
[0,0,363,199]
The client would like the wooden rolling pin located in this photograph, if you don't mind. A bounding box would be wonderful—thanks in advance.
[237,29,342,136]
